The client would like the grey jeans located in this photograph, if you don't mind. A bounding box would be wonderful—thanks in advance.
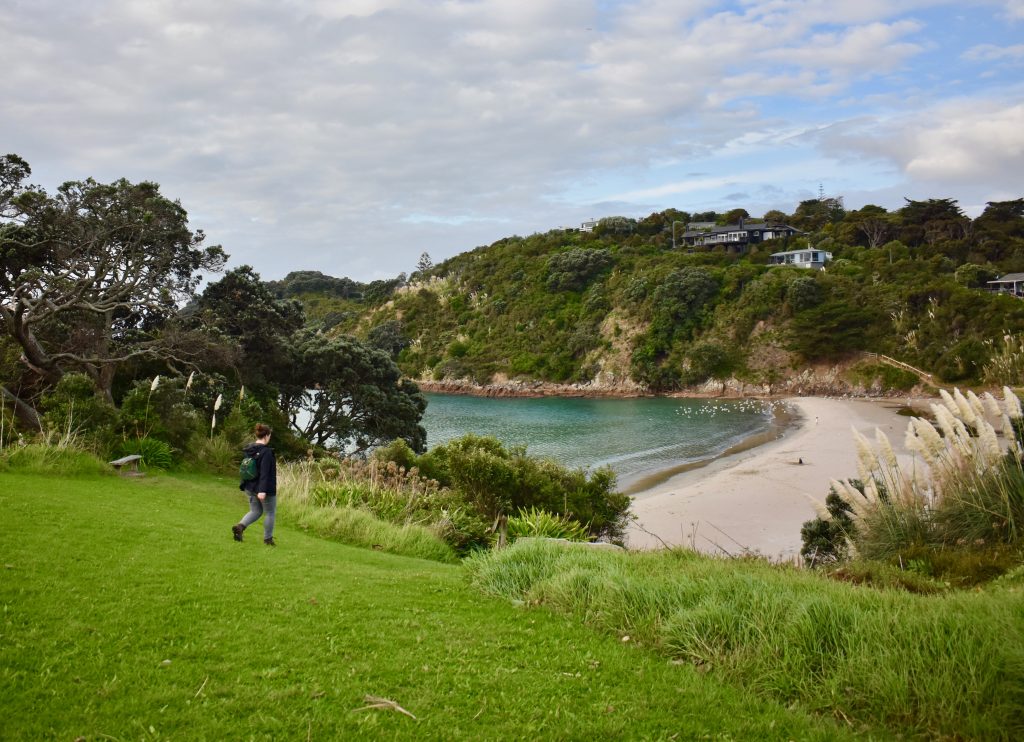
[239,494,276,540]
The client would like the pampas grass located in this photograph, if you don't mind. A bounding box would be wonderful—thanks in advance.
[832,386,1024,560]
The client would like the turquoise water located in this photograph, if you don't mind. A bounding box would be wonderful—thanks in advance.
[421,393,776,490]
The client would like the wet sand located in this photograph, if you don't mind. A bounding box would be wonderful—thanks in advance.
[625,396,919,560]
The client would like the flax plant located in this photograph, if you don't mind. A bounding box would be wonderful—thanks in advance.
[829,387,1024,559]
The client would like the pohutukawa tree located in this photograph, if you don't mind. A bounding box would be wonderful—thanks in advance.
[0,154,226,406]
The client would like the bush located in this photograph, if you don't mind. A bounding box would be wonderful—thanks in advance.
[415,435,630,543]
[113,436,174,470]
[40,373,120,453]
[546,248,613,291]
[506,506,590,542]
[846,362,920,391]
[800,486,855,566]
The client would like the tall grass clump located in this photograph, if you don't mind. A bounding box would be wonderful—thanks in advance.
[278,459,460,562]
[1,440,111,476]
[466,539,1024,740]
[822,387,1024,579]
[983,333,1024,385]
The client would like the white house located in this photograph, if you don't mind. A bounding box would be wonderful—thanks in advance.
[987,273,1024,297]
[769,249,832,270]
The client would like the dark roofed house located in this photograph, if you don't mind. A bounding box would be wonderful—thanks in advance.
[681,219,801,252]
[987,273,1024,297]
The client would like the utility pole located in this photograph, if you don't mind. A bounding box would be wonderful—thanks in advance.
[671,220,685,250]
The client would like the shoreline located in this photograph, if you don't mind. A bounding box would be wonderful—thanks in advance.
[415,376,925,401]
[621,401,798,494]
[625,396,922,560]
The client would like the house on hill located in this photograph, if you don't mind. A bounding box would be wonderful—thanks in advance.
[769,248,833,270]
[681,219,801,251]
[987,273,1024,297]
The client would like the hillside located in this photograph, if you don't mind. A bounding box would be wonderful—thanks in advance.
[274,198,1024,395]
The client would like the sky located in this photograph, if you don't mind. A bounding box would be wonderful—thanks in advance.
[2,1,1023,282]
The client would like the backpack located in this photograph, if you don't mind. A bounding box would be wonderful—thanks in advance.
[240,451,260,482]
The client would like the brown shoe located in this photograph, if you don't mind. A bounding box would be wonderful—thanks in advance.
[232,524,244,542]
[264,537,276,546]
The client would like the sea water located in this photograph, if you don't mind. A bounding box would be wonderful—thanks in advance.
[421,393,776,491]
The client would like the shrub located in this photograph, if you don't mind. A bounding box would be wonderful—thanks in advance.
[40,373,120,453]
[506,506,590,542]
[846,361,920,392]
[800,486,854,566]
[545,248,613,291]
[416,435,630,543]
[186,432,239,475]
[113,436,174,470]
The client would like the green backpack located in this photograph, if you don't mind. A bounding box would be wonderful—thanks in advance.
[240,452,260,482]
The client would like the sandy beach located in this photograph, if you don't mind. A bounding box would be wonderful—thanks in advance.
[626,396,920,560]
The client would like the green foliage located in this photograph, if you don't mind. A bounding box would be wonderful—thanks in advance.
[800,487,855,566]
[40,373,119,452]
[113,436,175,470]
[506,506,590,541]
[784,275,823,312]
[0,442,112,476]
[681,340,734,385]
[379,434,629,543]
[281,457,487,555]
[185,431,239,475]
[846,361,920,391]
[466,539,1024,741]
[546,248,613,291]
[365,319,410,358]
[281,331,427,453]
[117,377,201,455]
[371,437,418,471]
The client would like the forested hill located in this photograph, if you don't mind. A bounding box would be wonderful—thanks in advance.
[276,198,1024,394]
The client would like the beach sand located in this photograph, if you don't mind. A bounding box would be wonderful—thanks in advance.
[626,396,919,560]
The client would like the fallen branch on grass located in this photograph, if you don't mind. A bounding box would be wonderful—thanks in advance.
[355,694,417,720]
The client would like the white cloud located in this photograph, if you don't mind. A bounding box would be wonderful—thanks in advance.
[0,0,1015,280]
[817,100,1024,192]
[963,43,1024,62]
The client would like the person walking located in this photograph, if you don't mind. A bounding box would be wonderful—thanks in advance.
[232,423,278,546]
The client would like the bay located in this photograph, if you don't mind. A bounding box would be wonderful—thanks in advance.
[421,393,777,492]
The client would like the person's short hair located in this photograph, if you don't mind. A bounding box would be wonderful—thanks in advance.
[254,423,272,439]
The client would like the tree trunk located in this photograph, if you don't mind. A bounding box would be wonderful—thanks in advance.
[496,514,508,549]
[0,385,43,432]
[3,308,63,388]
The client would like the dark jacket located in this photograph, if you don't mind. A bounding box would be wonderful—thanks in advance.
[239,442,277,497]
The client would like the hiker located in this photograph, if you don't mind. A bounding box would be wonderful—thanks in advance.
[232,423,278,546]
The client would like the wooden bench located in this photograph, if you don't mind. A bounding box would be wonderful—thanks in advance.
[109,454,143,474]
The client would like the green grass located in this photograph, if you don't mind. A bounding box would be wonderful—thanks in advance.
[466,541,1024,741]
[1,470,864,740]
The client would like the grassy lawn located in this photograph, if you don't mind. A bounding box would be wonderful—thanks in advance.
[0,470,869,741]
